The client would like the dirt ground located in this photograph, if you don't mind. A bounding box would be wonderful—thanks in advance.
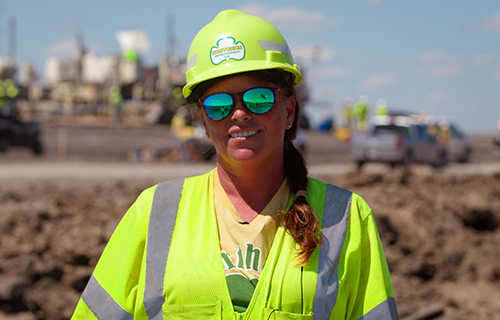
[1,121,500,320]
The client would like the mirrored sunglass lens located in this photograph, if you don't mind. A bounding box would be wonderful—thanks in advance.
[204,94,233,120]
[243,88,274,114]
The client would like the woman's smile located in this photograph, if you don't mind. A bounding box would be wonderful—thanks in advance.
[229,130,259,138]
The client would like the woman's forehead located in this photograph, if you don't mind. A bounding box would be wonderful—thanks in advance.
[204,75,275,95]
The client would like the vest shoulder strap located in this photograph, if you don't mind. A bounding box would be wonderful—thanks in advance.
[313,183,352,319]
[144,178,185,320]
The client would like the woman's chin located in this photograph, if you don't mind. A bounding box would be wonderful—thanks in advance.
[221,149,259,164]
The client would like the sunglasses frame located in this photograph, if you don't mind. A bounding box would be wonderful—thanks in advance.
[199,87,280,121]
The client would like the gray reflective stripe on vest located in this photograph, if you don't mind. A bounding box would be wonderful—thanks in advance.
[81,274,133,320]
[258,40,292,56]
[313,184,352,319]
[143,178,185,320]
[357,297,399,320]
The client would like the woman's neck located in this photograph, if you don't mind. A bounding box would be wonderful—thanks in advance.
[216,160,285,222]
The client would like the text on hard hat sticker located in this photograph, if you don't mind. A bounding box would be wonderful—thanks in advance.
[211,38,245,65]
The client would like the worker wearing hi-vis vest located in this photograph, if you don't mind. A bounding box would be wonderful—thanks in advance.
[72,9,398,320]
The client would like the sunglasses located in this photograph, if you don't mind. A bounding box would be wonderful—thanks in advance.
[199,87,279,120]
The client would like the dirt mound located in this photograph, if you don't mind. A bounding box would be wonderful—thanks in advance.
[1,171,500,319]
[333,170,500,319]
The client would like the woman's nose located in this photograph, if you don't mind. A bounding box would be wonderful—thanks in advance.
[230,99,251,121]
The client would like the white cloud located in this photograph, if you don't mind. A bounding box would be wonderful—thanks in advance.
[51,18,79,32]
[471,54,494,67]
[316,84,341,100]
[423,91,453,114]
[418,50,447,63]
[239,4,339,32]
[416,50,463,78]
[357,73,396,90]
[316,65,350,79]
[366,0,386,4]
[292,45,335,62]
[44,40,78,57]
[494,66,500,81]
[472,12,500,33]
[426,91,451,104]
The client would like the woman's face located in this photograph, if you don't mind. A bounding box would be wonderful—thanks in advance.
[200,75,296,168]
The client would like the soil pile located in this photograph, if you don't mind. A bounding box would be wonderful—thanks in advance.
[1,170,500,319]
[333,170,500,319]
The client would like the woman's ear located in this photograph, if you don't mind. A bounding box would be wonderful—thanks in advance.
[286,97,297,127]
[200,114,210,139]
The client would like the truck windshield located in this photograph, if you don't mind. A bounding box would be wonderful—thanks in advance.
[373,125,409,136]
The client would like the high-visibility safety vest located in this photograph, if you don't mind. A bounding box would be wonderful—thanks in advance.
[72,170,398,320]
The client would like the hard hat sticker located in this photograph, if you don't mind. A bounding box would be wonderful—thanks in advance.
[210,38,245,65]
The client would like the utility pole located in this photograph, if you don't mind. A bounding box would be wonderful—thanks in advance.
[8,16,16,61]
[167,14,176,58]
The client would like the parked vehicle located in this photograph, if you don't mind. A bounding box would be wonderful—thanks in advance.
[348,115,446,170]
[0,115,43,155]
[446,122,472,162]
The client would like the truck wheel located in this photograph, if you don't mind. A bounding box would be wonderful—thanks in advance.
[32,141,43,155]
[433,151,446,168]
[403,150,413,168]
[0,137,9,152]
[356,160,365,170]
[459,149,470,163]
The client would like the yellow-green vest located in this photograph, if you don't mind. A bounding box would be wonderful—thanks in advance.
[72,170,397,320]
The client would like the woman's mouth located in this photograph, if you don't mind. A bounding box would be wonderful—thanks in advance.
[230,130,259,138]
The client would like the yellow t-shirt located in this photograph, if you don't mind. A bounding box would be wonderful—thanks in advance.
[213,170,290,312]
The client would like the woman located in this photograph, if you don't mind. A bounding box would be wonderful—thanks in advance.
[71,9,398,320]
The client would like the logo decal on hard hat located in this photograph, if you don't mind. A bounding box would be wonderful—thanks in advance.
[210,37,245,65]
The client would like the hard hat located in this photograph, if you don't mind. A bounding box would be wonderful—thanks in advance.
[357,95,369,104]
[343,97,353,107]
[439,119,450,129]
[183,9,302,102]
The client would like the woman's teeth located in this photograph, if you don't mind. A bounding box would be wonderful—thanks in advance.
[230,130,258,138]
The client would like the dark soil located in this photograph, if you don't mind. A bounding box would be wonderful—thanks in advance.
[1,122,499,320]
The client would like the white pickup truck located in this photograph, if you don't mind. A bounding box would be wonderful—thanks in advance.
[348,115,447,170]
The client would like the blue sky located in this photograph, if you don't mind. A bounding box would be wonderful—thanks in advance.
[1,0,499,133]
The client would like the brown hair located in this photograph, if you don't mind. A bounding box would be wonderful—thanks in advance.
[280,79,322,265]
[194,70,322,264]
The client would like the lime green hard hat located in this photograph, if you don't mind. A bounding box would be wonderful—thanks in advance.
[183,9,303,102]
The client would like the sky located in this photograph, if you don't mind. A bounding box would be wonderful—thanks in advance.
[1,0,499,133]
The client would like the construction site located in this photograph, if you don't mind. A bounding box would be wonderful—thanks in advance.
[1,13,500,320]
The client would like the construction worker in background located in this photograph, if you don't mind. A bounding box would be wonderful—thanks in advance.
[375,98,389,116]
[108,85,123,126]
[342,96,353,130]
[353,95,369,131]
[170,107,197,161]
[334,97,353,141]
[72,9,398,320]
[0,79,19,119]
[426,118,439,139]
[437,119,452,150]
[122,48,139,62]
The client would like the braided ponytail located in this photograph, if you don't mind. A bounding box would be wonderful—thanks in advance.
[280,82,322,264]
[282,140,322,265]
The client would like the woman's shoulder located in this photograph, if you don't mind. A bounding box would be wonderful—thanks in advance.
[306,177,371,217]
[147,170,215,199]
[307,177,353,197]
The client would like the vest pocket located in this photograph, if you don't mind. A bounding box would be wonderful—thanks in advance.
[162,302,222,319]
[261,307,314,320]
